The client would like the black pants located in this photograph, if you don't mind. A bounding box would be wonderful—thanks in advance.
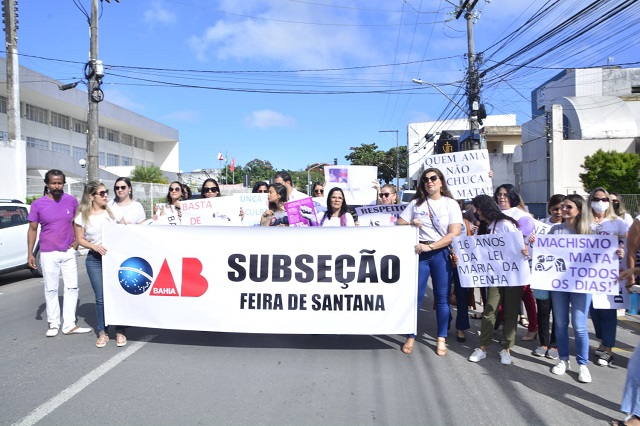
[536,298,556,347]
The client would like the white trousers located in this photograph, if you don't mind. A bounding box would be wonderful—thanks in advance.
[40,249,79,333]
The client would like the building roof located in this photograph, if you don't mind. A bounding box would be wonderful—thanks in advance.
[556,96,640,139]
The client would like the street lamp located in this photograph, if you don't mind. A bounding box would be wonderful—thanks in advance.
[379,130,399,190]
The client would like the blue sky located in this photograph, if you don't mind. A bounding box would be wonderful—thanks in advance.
[12,0,640,172]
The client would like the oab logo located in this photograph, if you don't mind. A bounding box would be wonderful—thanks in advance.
[118,257,208,297]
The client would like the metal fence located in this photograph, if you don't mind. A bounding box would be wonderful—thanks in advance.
[26,178,254,219]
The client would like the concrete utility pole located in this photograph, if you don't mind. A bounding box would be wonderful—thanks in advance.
[1,0,26,200]
[86,0,101,182]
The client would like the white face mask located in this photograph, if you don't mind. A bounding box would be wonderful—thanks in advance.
[591,201,609,213]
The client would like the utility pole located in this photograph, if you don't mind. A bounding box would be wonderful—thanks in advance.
[455,0,483,150]
[1,0,26,200]
[86,0,101,182]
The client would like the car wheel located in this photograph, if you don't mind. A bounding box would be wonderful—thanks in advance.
[31,250,43,278]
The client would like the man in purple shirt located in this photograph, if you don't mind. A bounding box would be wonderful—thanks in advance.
[27,170,91,337]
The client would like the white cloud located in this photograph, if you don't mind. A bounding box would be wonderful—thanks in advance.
[244,110,296,128]
[186,1,383,68]
[163,110,201,122]
[144,1,176,24]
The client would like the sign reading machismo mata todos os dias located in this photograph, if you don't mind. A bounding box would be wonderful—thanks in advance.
[423,149,492,199]
[531,234,621,295]
[453,231,531,288]
[102,225,418,334]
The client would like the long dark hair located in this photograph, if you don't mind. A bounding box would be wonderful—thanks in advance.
[166,181,183,204]
[411,167,453,206]
[200,178,220,198]
[114,177,133,201]
[493,184,524,210]
[43,169,65,195]
[323,187,348,220]
[268,183,288,211]
[473,194,519,235]
[252,181,268,193]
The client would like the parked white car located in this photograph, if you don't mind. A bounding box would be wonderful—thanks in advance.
[0,200,42,276]
[399,190,416,204]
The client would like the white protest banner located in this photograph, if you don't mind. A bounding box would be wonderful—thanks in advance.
[149,204,179,225]
[453,231,531,288]
[593,238,629,308]
[180,197,241,226]
[423,149,492,199]
[529,219,553,253]
[102,225,418,334]
[234,193,268,227]
[530,234,620,295]
[324,165,378,206]
[355,204,406,227]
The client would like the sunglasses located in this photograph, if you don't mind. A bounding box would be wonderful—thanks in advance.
[256,189,268,193]
[422,175,439,182]
[115,185,128,191]
[592,197,609,202]
[169,187,182,192]
[203,187,220,193]
[314,190,324,194]
[94,190,109,197]
[496,193,509,198]
[380,192,392,198]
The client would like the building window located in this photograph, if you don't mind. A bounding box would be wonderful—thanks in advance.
[121,133,132,146]
[0,95,6,114]
[72,146,86,159]
[134,158,144,166]
[99,152,105,165]
[145,141,154,152]
[51,112,70,130]
[107,128,119,143]
[632,86,640,94]
[99,126,105,139]
[51,142,70,155]
[134,137,144,148]
[73,119,87,134]
[122,156,132,166]
[26,137,49,150]
[107,153,119,166]
[25,104,48,124]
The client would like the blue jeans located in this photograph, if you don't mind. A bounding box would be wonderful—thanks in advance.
[589,306,617,348]
[550,291,592,365]
[86,251,124,334]
[411,247,453,338]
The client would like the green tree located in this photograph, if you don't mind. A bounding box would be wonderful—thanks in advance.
[579,149,640,193]
[219,164,245,185]
[346,143,407,183]
[129,165,168,183]
[245,159,275,185]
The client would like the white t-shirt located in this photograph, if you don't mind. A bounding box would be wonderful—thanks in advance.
[74,210,122,245]
[320,212,355,227]
[288,189,306,202]
[502,206,531,221]
[621,212,633,228]
[487,219,518,234]
[399,196,462,241]
[590,217,628,237]
[109,200,146,224]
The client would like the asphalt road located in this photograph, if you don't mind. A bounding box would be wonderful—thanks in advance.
[1,259,638,426]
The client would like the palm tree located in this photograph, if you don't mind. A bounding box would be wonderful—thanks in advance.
[130,165,168,218]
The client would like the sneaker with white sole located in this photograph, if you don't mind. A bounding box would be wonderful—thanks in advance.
[533,346,547,357]
[62,325,92,335]
[578,365,592,383]
[597,352,614,366]
[545,348,559,360]
[552,360,570,375]
[499,349,512,365]
[468,348,487,363]
[45,327,59,337]
[594,346,605,357]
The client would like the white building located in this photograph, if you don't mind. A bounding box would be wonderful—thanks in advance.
[406,114,521,189]
[520,67,640,215]
[0,57,179,199]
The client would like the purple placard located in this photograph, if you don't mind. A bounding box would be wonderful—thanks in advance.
[285,197,319,227]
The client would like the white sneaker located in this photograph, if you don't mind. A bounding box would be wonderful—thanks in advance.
[552,360,570,375]
[578,365,592,383]
[62,325,92,335]
[46,327,59,337]
[468,348,487,363]
[499,349,512,365]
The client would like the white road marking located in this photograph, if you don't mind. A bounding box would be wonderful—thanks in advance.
[12,334,156,426]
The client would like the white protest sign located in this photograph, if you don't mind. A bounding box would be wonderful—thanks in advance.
[234,193,268,227]
[180,197,241,226]
[453,231,531,288]
[423,149,492,199]
[593,237,629,308]
[530,234,620,295]
[355,204,406,227]
[324,165,378,206]
[529,219,553,253]
[102,225,418,334]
